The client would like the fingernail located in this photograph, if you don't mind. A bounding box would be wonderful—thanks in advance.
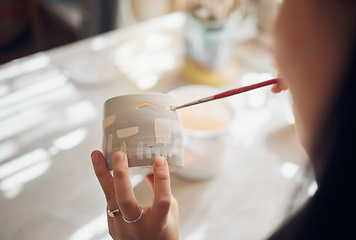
[154,156,166,168]
[113,151,125,163]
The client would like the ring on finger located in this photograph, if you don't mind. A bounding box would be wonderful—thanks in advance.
[122,206,143,223]
[107,208,120,218]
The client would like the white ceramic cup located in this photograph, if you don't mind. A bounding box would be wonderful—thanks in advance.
[103,93,184,175]
[168,85,234,180]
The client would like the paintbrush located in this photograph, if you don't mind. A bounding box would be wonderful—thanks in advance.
[136,78,279,112]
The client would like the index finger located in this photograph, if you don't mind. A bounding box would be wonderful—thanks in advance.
[112,151,141,221]
[272,75,288,93]
[91,150,118,211]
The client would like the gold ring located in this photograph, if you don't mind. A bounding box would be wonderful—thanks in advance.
[122,206,143,223]
[107,208,120,218]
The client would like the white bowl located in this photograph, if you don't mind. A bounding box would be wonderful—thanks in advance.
[168,85,234,180]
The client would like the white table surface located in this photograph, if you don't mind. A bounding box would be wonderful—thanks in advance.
[0,12,310,240]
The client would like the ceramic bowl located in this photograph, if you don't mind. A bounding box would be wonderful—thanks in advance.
[168,85,234,180]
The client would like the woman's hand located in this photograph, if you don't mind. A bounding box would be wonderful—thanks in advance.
[91,150,179,240]
[272,76,288,93]
[271,65,288,94]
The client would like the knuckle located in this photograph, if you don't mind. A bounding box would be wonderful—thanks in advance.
[120,199,136,210]
[113,167,127,178]
[171,197,179,212]
[157,197,171,209]
[156,172,169,182]
[105,190,116,202]
[171,196,178,206]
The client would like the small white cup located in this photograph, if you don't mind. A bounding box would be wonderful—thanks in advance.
[103,93,184,175]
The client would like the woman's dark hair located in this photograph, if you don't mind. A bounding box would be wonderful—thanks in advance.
[269,37,356,239]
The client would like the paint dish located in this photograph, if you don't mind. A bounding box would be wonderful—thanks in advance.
[103,93,184,175]
[168,85,234,180]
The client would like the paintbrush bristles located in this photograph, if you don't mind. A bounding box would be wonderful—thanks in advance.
[171,96,215,111]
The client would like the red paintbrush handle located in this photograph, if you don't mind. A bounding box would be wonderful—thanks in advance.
[172,78,280,111]
[213,78,279,100]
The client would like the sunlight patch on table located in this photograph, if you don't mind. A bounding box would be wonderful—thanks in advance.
[145,32,172,50]
[113,32,178,90]
[53,128,88,150]
[0,148,52,199]
[69,213,109,240]
[0,54,50,82]
[66,100,97,125]
[0,140,18,163]
[0,106,48,141]
[136,74,159,90]
[0,84,10,97]
[0,73,67,109]
[185,225,208,240]
[90,37,107,51]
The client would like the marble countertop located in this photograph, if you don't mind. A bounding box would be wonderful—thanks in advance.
[0,12,311,240]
